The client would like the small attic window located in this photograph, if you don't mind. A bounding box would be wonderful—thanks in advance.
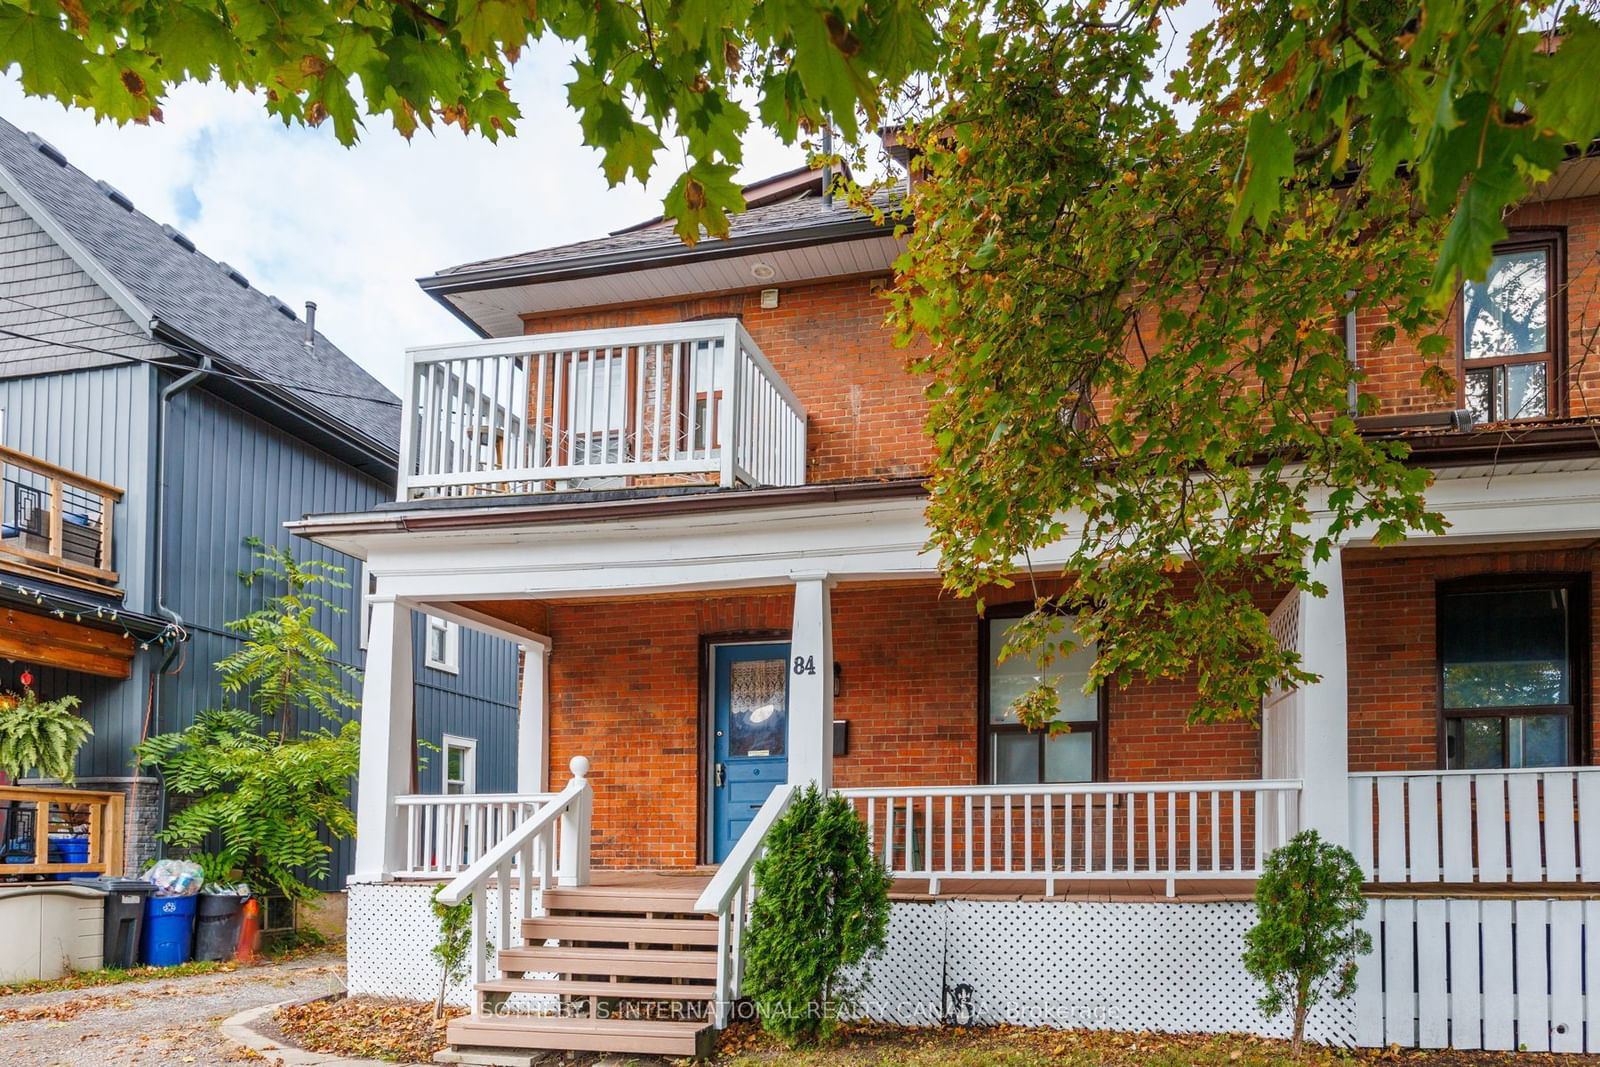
[219,262,249,288]
[161,224,196,252]
[270,297,296,321]
[96,179,134,211]
[27,133,66,167]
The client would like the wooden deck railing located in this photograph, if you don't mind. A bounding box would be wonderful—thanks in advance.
[393,791,557,878]
[398,320,807,499]
[0,784,125,876]
[1350,766,1600,884]
[0,446,121,592]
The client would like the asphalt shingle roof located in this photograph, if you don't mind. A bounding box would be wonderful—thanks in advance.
[0,115,399,455]
[432,183,903,280]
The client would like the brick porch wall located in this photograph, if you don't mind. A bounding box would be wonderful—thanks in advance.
[1344,545,1600,773]
[541,581,1262,869]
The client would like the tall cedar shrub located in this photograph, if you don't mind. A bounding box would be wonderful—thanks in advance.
[1243,830,1372,1057]
[742,785,891,1046]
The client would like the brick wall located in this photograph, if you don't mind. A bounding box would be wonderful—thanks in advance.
[523,275,933,483]
[1344,545,1600,773]
[541,580,1261,869]
[1353,194,1600,419]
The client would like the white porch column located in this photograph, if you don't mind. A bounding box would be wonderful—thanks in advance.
[788,572,835,790]
[350,595,415,884]
[516,641,550,794]
[1296,548,1350,845]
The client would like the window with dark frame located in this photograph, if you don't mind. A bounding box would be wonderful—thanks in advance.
[980,612,1103,784]
[1438,577,1585,770]
[1459,232,1564,423]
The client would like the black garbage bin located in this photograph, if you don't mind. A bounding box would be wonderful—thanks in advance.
[70,877,154,968]
[193,894,247,962]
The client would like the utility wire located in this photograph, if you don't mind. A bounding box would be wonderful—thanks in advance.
[0,305,404,408]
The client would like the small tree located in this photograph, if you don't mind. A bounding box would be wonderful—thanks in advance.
[221,537,359,737]
[0,687,92,784]
[135,538,362,901]
[742,785,891,1046]
[430,885,475,1021]
[1244,830,1372,1058]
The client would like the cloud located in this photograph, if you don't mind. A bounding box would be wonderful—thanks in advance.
[0,41,799,393]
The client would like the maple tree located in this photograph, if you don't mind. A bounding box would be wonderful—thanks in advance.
[887,0,1600,725]
[0,0,933,241]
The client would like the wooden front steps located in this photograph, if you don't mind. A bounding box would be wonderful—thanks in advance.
[445,881,719,1059]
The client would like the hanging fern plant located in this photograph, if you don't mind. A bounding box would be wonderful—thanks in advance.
[0,687,93,783]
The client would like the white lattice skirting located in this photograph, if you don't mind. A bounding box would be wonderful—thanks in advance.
[848,899,1352,1044]
[348,884,1349,1042]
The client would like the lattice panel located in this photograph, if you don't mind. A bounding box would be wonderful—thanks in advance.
[845,901,946,1024]
[855,899,1352,1044]
[347,882,555,1010]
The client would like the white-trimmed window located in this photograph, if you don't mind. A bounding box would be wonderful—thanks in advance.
[425,615,460,674]
[443,734,477,795]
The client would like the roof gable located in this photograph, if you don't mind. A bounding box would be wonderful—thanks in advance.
[0,116,399,457]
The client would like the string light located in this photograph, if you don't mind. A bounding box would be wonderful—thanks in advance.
[1,579,187,649]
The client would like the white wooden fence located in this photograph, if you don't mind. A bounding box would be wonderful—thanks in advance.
[398,320,807,499]
[1357,896,1600,1052]
[837,781,1302,895]
[1349,767,1600,883]
[394,792,555,878]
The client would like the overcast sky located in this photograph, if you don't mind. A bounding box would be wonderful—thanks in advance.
[0,40,799,395]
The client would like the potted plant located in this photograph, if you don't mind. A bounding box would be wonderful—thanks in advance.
[0,678,93,784]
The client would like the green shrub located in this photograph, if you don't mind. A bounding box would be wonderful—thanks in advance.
[1243,829,1372,1058]
[742,784,891,1046]
[430,885,476,1020]
[0,687,91,783]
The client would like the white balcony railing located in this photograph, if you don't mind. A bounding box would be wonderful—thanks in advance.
[1350,766,1600,884]
[838,780,1303,896]
[394,791,556,878]
[398,320,807,500]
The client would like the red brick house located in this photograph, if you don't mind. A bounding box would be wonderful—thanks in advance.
[294,154,1600,1058]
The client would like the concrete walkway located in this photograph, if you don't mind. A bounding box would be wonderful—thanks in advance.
[0,953,346,1067]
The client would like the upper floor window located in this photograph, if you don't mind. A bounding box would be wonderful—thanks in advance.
[1460,233,1564,423]
[981,613,1102,784]
[443,734,477,794]
[1439,577,1584,769]
[425,615,460,674]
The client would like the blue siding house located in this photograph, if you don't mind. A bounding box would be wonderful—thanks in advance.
[0,114,519,889]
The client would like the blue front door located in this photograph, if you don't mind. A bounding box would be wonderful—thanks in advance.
[711,641,790,862]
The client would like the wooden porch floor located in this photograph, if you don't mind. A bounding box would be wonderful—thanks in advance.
[577,869,1261,903]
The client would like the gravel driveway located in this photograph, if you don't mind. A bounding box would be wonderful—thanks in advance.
[0,953,346,1066]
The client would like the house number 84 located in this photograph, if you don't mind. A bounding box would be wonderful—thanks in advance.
[792,655,816,676]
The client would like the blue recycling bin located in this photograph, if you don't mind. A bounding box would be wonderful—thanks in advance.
[140,894,198,966]
[49,834,90,880]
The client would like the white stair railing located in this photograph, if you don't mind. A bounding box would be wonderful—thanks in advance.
[695,782,799,1029]
[1349,766,1600,884]
[436,757,593,1013]
[394,792,557,878]
[838,779,1303,896]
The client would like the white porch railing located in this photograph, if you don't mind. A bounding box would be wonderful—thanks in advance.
[695,783,798,1029]
[398,319,807,499]
[1349,766,1600,884]
[838,780,1304,896]
[394,792,556,878]
[436,758,593,1008]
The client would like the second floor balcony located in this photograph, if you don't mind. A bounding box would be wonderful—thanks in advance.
[398,319,808,501]
[0,446,121,593]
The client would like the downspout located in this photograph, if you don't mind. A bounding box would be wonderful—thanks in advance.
[143,345,213,858]
[1344,298,1358,417]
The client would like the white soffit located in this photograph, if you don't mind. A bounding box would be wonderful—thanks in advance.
[1526,153,1600,202]
[445,234,904,337]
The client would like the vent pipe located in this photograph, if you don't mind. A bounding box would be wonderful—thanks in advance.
[304,301,317,349]
[821,126,834,206]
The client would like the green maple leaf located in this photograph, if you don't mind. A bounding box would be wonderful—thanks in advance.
[456,0,533,57]
[569,61,664,184]
[663,159,745,243]
[1228,110,1296,237]
[1534,18,1600,142]
[0,5,96,100]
